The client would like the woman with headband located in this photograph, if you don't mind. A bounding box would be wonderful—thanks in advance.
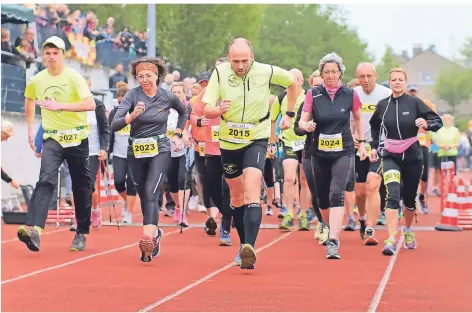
[111,57,187,263]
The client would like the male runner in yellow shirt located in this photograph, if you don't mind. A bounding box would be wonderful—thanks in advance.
[18,36,96,253]
[203,38,297,270]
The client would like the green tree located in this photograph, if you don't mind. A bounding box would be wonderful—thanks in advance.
[68,4,266,74]
[433,66,472,114]
[256,4,370,88]
[460,36,472,68]
[376,45,400,82]
[155,4,266,75]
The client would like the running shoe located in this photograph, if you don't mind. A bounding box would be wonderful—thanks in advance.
[377,212,386,225]
[234,245,242,266]
[122,211,132,224]
[364,227,378,246]
[91,208,102,228]
[419,199,429,214]
[139,235,154,262]
[70,233,86,251]
[239,244,256,270]
[204,216,217,236]
[359,219,367,239]
[344,215,356,231]
[382,238,396,256]
[326,238,340,259]
[279,214,294,231]
[298,214,310,231]
[432,188,440,197]
[17,226,40,252]
[265,205,274,216]
[272,198,282,209]
[318,225,330,245]
[152,228,164,257]
[173,207,181,223]
[314,222,323,239]
[219,230,232,246]
[278,206,287,219]
[403,228,417,249]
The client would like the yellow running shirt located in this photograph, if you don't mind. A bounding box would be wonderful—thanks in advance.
[24,66,92,141]
[202,61,294,150]
[270,89,306,149]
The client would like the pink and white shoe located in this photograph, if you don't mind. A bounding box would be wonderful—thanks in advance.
[91,208,102,228]
[173,207,181,223]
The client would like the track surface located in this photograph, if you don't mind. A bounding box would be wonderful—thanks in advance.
[2,173,471,312]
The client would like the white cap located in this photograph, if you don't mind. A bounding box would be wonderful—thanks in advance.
[42,36,65,51]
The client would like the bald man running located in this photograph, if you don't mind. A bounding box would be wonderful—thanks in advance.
[270,69,311,231]
[203,38,297,270]
[351,63,391,244]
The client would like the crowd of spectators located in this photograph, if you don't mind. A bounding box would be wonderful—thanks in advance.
[1,4,148,71]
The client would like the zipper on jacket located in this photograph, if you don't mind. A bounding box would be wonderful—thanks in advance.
[394,98,405,161]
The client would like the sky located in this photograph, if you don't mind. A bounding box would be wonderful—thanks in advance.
[341,3,472,63]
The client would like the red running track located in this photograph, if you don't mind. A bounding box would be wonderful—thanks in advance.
[2,184,472,311]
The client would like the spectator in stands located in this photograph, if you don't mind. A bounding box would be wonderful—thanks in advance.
[14,27,38,59]
[1,28,21,65]
[109,62,128,96]
[1,121,20,189]
[83,12,99,40]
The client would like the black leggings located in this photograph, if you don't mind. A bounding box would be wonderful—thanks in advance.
[128,152,171,225]
[263,158,274,188]
[382,157,423,210]
[302,156,323,222]
[420,146,429,182]
[167,154,189,193]
[194,153,213,208]
[112,156,137,196]
[205,155,232,229]
[312,154,355,210]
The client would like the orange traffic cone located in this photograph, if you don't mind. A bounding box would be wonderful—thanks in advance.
[458,178,472,230]
[435,178,462,231]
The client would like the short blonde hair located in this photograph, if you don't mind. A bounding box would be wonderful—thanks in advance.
[388,68,408,81]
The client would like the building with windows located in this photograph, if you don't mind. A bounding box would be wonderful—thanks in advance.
[398,44,472,114]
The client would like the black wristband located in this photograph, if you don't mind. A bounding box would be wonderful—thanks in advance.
[196,118,202,127]
[175,133,183,138]
[358,139,366,143]
[285,111,295,118]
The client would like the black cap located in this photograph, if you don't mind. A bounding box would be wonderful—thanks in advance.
[198,71,211,83]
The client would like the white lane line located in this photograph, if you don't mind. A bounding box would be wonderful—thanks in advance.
[1,227,69,244]
[1,228,184,285]
[367,236,405,312]
[138,231,294,312]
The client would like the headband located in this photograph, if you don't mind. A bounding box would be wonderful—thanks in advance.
[136,62,158,75]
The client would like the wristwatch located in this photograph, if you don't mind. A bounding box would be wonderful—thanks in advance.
[285,111,295,118]
[175,133,183,138]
